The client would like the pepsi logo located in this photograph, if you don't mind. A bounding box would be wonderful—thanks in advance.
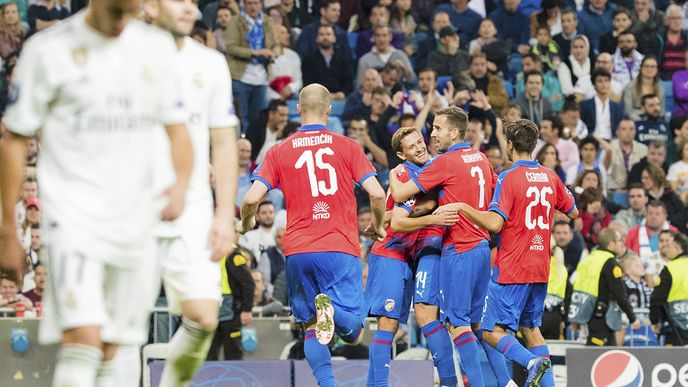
[591,350,644,387]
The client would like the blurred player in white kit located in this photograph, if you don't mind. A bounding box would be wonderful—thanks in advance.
[0,1,194,386]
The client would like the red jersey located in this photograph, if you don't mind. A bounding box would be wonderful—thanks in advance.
[253,124,376,257]
[370,162,422,261]
[488,160,576,284]
[412,142,497,253]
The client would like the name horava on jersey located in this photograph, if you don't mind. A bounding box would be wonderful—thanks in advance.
[292,134,333,149]
[525,172,549,183]
[312,201,331,220]
[530,234,545,251]
[460,153,484,163]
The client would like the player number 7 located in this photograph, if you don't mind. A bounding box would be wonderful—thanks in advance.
[295,147,338,197]
[470,166,486,209]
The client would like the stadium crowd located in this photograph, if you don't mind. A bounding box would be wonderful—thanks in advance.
[1,0,688,365]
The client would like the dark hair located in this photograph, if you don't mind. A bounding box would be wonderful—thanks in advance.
[553,220,572,230]
[670,115,688,137]
[642,164,667,189]
[562,97,580,112]
[574,169,602,189]
[618,30,635,39]
[579,136,600,152]
[641,93,660,106]
[542,115,563,136]
[435,106,469,139]
[279,122,300,140]
[418,68,437,80]
[647,199,668,212]
[358,206,372,215]
[470,52,488,64]
[400,113,416,123]
[371,86,388,96]
[31,223,40,230]
[579,187,603,211]
[536,143,562,173]
[561,8,577,19]
[319,0,340,10]
[524,70,543,84]
[590,68,611,84]
[257,201,274,211]
[317,24,335,35]
[660,230,688,253]
[627,182,647,195]
[505,119,540,153]
[522,53,541,63]
[613,6,632,19]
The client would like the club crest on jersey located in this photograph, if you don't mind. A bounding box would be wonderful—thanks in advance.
[71,46,88,66]
[312,201,330,220]
[530,234,545,251]
[384,299,395,312]
[403,197,416,207]
[192,72,203,88]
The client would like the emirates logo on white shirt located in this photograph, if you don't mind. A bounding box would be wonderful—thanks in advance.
[312,201,330,220]
[530,234,545,251]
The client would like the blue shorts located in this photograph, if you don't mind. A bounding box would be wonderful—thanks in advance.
[286,252,363,324]
[439,241,491,326]
[365,253,414,323]
[481,269,547,332]
[414,235,442,306]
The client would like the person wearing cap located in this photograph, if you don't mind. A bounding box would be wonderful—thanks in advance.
[427,26,469,77]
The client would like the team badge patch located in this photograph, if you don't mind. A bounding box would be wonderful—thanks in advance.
[384,299,395,312]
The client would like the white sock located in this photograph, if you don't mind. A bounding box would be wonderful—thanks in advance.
[94,361,115,387]
[52,344,103,387]
[109,345,141,387]
[159,318,215,387]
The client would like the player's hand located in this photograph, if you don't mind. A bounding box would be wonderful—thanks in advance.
[366,223,387,242]
[570,323,580,331]
[652,323,662,334]
[430,212,460,226]
[630,319,641,330]
[208,215,235,262]
[0,226,24,287]
[240,311,253,326]
[160,182,187,221]
[239,217,256,235]
[433,203,461,215]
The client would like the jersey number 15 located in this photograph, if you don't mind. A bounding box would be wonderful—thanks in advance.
[295,148,338,197]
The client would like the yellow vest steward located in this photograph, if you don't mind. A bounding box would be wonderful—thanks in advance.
[666,257,688,330]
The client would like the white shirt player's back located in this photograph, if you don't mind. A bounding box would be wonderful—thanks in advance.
[154,37,238,236]
[3,12,186,262]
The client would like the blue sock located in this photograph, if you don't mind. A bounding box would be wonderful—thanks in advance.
[495,336,537,369]
[304,330,335,387]
[529,345,554,387]
[476,329,511,387]
[421,320,457,387]
[370,330,394,387]
[366,357,375,387]
[453,331,485,387]
[333,306,362,343]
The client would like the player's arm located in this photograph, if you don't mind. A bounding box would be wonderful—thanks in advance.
[240,181,269,234]
[388,166,422,203]
[361,177,387,241]
[390,205,458,232]
[447,203,506,233]
[161,123,194,221]
[650,267,671,326]
[208,127,238,261]
[411,196,438,217]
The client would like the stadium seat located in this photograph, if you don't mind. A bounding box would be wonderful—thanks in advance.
[414,32,428,47]
[503,80,514,99]
[611,191,629,208]
[662,80,674,114]
[287,99,299,119]
[348,32,358,60]
[436,75,452,93]
[331,100,345,117]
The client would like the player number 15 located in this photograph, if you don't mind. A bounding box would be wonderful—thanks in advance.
[295,147,338,197]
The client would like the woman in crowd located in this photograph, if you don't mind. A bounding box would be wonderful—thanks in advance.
[622,56,664,121]
[574,169,623,214]
[0,3,25,60]
[390,0,417,57]
[578,187,612,249]
[536,143,567,183]
[469,18,509,74]
[641,164,688,233]
[530,0,562,39]
[558,35,592,96]
[599,7,633,55]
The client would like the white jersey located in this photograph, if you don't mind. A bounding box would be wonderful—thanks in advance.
[3,12,186,262]
[155,37,238,237]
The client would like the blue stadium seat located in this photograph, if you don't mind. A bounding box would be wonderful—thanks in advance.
[348,32,358,60]
[286,99,299,119]
[436,76,451,93]
[611,191,629,209]
[662,80,674,114]
[503,80,514,99]
[331,100,345,117]
[414,32,428,47]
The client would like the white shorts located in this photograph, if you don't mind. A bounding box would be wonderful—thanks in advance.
[156,226,221,315]
[39,240,157,346]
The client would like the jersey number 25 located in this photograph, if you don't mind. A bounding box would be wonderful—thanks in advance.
[525,186,553,230]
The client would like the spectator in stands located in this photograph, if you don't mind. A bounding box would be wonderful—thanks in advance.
[301,25,353,99]
[30,222,40,253]
[202,0,239,29]
[435,0,482,47]
[356,4,404,59]
[612,31,644,88]
[561,98,589,139]
[619,254,654,345]
[267,25,301,101]
[236,138,255,207]
[626,200,676,287]
[531,25,562,73]
[558,35,592,97]
[294,0,350,61]
[616,183,649,229]
[485,144,505,174]
[623,57,664,121]
[516,53,565,112]
[608,119,648,190]
[379,61,405,95]
[577,0,616,53]
[415,11,451,71]
[667,116,688,165]
[0,3,25,60]
[368,86,391,127]
[454,53,509,114]
[566,136,608,186]
[27,0,68,34]
[529,0,562,39]
[25,136,37,167]
[357,206,374,250]
[226,0,276,130]
[417,68,448,110]
[635,94,670,145]
[659,5,687,80]
[599,7,633,55]
[22,262,45,304]
[533,115,580,170]
[427,26,469,77]
[580,187,612,249]
[390,0,417,57]
[356,24,415,86]
[553,220,588,274]
[412,0,444,28]
[641,164,688,233]
[667,141,688,202]
[245,99,288,163]
[258,227,285,297]
[672,50,688,117]
[630,0,664,57]
[580,69,624,140]
[628,140,668,186]
[512,70,553,125]
[488,0,530,55]
[574,52,625,101]
[536,143,567,182]
[239,200,277,263]
[342,68,382,123]
[0,278,33,311]
[348,117,389,169]
[553,9,579,60]
[279,0,316,29]
[468,18,509,74]
[212,6,232,55]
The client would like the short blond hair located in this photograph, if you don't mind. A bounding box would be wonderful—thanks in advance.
[391,126,420,153]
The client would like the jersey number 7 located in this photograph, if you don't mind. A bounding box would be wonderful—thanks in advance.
[295,147,338,197]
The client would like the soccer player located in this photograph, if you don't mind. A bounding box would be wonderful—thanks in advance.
[145,1,239,386]
[240,84,387,387]
[0,1,193,387]
[389,106,502,387]
[365,126,459,387]
[445,119,578,387]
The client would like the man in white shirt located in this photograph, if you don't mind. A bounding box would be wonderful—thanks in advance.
[146,1,240,386]
[580,69,624,141]
[239,201,277,263]
[0,1,193,386]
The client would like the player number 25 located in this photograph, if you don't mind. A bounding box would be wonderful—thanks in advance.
[525,186,553,230]
[295,147,338,197]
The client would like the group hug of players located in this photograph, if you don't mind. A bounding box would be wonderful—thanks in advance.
[363,110,578,387]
